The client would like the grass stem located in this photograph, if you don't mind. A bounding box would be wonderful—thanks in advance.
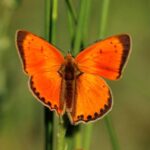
[44,1,53,150]
[104,116,120,150]
[72,0,87,56]
[82,0,92,46]
[98,0,110,39]
[65,0,77,24]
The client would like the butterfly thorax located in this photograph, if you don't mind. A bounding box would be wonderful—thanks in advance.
[58,54,82,114]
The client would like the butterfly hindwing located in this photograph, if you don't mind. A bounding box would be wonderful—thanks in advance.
[16,30,64,114]
[69,73,112,124]
[75,35,131,80]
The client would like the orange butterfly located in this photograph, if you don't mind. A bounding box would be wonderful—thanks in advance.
[16,30,131,125]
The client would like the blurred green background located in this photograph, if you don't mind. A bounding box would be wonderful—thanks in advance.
[0,0,150,150]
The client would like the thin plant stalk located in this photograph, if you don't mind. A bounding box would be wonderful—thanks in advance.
[82,0,92,46]
[57,118,67,150]
[82,124,93,150]
[44,0,53,150]
[98,0,120,150]
[45,0,51,40]
[104,116,120,150]
[65,0,77,24]
[65,0,77,49]
[98,0,110,39]
[72,0,87,56]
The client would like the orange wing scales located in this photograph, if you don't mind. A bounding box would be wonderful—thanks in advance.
[73,94,112,124]
[69,73,112,124]
[75,34,131,80]
[16,30,64,115]
[29,73,60,110]
[17,30,64,75]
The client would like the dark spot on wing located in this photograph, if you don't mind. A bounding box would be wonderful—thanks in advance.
[114,45,117,48]
[94,112,99,118]
[104,104,109,109]
[99,49,103,54]
[40,46,44,53]
[115,50,118,53]
[87,115,92,120]
[102,85,106,88]
[100,108,104,113]
[54,104,58,109]
[47,102,51,106]
[73,90,113,124]
[40,97,45,102]
[77,115,84,120]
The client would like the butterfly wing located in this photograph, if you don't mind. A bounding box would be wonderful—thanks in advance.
[16,30,64,114]
[69,73,112,124]
[75,35,131,80]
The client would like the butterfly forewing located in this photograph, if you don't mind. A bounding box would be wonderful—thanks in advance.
[17,30,64,75]
[75,35,131,80]
[16,30,65,114]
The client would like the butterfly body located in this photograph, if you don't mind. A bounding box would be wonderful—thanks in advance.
[58,53,82,115]
[16,30,131,125]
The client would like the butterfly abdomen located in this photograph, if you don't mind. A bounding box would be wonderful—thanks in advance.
[58,54,82,113]
[65,80,76,110]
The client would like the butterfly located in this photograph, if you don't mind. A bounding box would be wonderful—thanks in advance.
[16,30,131,125]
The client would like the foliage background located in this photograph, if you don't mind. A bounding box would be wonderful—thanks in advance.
[0,0,150,150]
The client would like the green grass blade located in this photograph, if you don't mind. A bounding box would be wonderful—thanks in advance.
[65,0,77,24]
[44,108,53,150]
[45,0,51,40]
[51,0,58,44]
[82,0,92,46]
[72,0,87,56]
[104,116,120,150]
[57,118,67,150]
[98,0,110,39]
[82,124,93,150]
[44,1,53,150]
[65,0,77,49]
